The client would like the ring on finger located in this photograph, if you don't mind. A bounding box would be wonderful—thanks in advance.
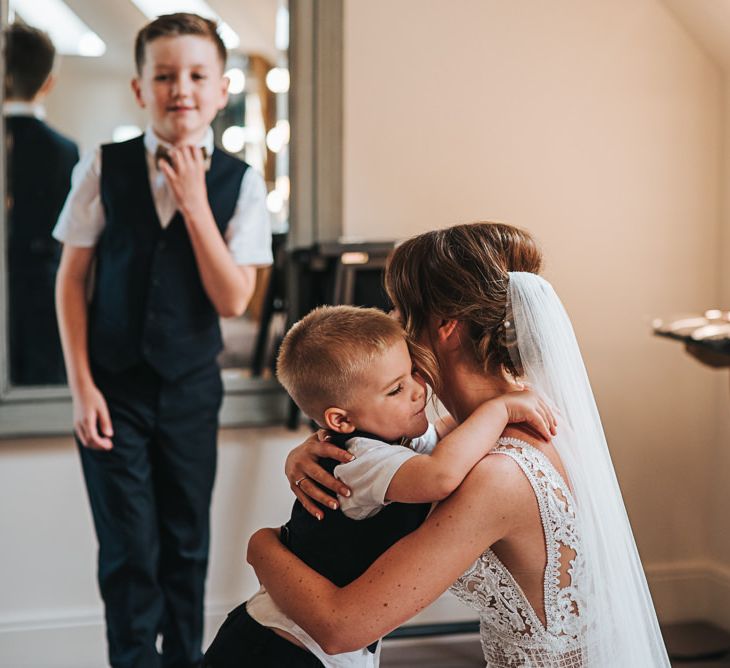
[295,475,308,488]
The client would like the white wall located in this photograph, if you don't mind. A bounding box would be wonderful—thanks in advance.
[0,428,302,667]
[343,0,727,621]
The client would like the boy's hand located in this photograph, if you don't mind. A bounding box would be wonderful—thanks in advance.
[158,146,209,219]
[285,431,354,520]
[501,389,557,442]
[73,383,114,451]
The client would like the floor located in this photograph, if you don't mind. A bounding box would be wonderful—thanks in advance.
[379,622,730,667]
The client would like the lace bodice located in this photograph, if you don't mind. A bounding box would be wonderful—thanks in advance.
[449,438,588,667]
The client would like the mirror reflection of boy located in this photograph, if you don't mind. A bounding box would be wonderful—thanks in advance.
[3,23,79,385]
[53,13,272,668]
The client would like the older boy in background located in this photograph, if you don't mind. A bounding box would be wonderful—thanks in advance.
[54,13,272,668]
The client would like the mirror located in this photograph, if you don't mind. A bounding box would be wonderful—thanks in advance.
[3,0,290,390]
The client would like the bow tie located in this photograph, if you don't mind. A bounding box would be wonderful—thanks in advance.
[154,145,211,171]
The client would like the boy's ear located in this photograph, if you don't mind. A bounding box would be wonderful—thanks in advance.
[35,73,56,100]
[131,78,145,108]
[218,74,230,110]
[323,407,356,434]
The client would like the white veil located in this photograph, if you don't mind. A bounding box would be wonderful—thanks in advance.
[507,272,669,666]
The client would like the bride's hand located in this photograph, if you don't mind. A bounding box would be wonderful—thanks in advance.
[285,430,354,520]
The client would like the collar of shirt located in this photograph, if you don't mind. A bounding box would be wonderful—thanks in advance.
[143,125,215,228]
[3,101,45,119]
[143,125,214,160]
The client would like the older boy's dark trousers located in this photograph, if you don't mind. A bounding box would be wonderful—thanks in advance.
[78,361,222,668]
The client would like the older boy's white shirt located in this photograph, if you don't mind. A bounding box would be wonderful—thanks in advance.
[334,422,439,520]
[3,101,45,119]
[52,126,273,266]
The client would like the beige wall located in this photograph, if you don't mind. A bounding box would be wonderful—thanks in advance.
[722,79,730,309]
[706,78,730,614]
[343,0,727,617]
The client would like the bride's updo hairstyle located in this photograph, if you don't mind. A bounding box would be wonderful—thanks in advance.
[385,222,541,391]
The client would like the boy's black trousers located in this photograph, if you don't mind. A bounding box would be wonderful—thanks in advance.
[203,602,324,667]
[78,361,222,668]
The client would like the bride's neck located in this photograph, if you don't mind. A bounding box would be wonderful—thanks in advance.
[442,364,519,424]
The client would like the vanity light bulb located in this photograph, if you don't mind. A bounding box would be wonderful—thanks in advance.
[222,126,247,153]
[266,189,284,214]
[265,67,290,94]
[225,68,246,95]
[266,126,285,153]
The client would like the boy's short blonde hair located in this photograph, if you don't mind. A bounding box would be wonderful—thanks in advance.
[134,13,227,75]
[276,306,406,422]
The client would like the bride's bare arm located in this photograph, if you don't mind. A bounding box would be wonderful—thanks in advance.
[248,455,522,654]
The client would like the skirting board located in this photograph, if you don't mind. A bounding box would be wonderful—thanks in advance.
[646,559,730,628]
[2,561,730,668]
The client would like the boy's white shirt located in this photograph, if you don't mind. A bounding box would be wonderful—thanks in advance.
[246,423,439,668]
[52,125,273,266]
[334,422,439,519]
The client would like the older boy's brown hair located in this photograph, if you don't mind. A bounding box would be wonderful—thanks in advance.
[277,306,406,423]
[134,12,227,75]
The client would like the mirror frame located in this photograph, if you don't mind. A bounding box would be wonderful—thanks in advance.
[0,0,344,437]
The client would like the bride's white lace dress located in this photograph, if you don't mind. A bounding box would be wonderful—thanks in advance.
[449,437,588,667]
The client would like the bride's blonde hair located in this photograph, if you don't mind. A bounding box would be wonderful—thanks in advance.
[385,222,542,394]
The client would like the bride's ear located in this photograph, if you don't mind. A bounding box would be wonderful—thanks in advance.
[436,319,459,344]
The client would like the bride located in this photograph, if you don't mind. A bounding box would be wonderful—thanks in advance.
[248,222,670,666]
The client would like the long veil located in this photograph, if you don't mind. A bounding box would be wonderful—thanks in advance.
[507,272,669,666]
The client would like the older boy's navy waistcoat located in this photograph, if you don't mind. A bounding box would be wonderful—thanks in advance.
[282,431,431,653]
[90,135,248,381]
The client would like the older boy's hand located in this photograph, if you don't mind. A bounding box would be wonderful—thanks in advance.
[286,431,354,520]
[73,383,114,451]
[158,145,209,219]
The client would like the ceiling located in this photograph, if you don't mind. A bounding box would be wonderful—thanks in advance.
[662,0,730,72]
[37,2,730,84]
[54,0,279,72]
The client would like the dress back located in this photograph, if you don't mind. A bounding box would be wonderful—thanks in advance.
[449,437,588,667]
